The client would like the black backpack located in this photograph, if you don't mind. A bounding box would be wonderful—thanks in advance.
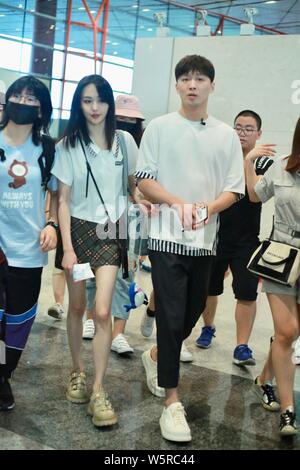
[38,134,56,191]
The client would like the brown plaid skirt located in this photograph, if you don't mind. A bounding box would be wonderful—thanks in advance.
[55,217,121,270]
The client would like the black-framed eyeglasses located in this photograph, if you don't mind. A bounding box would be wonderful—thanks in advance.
[234,125,258,136]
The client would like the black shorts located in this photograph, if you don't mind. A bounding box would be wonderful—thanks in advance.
[208,250,259,301]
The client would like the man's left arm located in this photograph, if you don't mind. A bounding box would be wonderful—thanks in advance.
[210,132,245,214]
[208,191,239,217]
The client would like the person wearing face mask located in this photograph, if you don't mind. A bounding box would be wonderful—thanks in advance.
[0,75,57,411]
[81,94,147,354]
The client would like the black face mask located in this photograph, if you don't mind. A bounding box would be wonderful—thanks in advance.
[6,101,39,125]
[116,121,136,134]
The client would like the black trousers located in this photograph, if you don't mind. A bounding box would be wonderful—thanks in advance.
[0,265,42,379]
[149,250,213,388]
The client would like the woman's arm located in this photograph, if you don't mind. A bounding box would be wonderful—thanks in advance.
[40,190,58,252]
[245,144,276,202]
[58,181,77,272]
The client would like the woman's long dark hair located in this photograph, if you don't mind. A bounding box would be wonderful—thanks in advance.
[0,75,52,146]
[63,74,115,150]
[286,117,300,173]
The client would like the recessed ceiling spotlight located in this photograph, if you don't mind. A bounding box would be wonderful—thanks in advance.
[78,7,85,10]
[132,4,138,8]
[147,27,153,31]
[113,51,118,55]
[142,9,150,12]
[139,25,145,29]
[112,42,119,45]
[265,0,277,3]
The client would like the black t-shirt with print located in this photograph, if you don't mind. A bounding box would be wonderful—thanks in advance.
[217,156,273,257]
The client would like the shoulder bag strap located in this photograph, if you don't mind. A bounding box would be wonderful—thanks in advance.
[116,130,129,198]
[269,216,275,240]
[78,135,111,218]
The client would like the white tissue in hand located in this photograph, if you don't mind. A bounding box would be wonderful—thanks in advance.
[72,263,95,283]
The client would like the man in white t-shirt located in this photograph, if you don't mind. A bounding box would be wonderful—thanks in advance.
[135,54,245,443]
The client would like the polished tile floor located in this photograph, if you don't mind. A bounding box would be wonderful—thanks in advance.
[1,253,300,450]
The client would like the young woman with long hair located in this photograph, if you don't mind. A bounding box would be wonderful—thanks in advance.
[0,75,57,411]
[52,75,139,427]
[245,117,300,436]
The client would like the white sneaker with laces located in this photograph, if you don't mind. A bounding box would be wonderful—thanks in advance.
[82,319,95,340]
[47,303,64,320]
[111,334,134,354]
[293,337,300,365]
[140,308,155,337]
[159,402,192,442]
[180,342,193,363]
[141,349,165,397]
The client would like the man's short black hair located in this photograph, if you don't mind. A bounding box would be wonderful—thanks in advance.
[234,110,262,131]
[175,55,215,82]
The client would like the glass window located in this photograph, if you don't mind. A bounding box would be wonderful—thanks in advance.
[62,81,77,110]
[51,79,62,109]
[65,51,96,82]
[102,61,133,94]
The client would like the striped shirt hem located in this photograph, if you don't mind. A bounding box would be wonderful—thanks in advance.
[149,238,215,256]
[134,171,156,180]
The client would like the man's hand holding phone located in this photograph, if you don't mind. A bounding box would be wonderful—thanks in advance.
[192,202,208,229]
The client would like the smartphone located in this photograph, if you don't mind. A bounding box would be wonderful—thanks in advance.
[196,206,208,223]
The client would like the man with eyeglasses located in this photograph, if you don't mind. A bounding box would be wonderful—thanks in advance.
[196,110,273,367]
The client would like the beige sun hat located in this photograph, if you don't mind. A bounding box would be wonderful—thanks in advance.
[115,94,145,120]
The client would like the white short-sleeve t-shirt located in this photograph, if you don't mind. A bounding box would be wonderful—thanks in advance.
[135,112,245,253]
[52,131,137,224]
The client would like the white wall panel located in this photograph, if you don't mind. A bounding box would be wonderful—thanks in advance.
[133,35,300,235]
[132,37,174,123]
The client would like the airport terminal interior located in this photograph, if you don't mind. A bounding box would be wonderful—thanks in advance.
[0,257,299,450]
[0,0,300,451]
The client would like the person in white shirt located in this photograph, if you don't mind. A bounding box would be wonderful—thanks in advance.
[245,117,300,436]
[52,75,138,428]
[135,54,245,442]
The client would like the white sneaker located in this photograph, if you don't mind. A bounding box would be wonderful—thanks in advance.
[293,337,300,364]
[159,402,192,442]
[140,308,155,337]
[141,349,165,397]
[47,303,64,320]
[180,342,193,363]
[82,319,95,340]
[111,334,134,355]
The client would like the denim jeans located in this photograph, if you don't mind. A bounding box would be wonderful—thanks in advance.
[85,268,134,320]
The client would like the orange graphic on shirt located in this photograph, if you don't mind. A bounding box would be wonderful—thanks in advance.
[8,160,28,189]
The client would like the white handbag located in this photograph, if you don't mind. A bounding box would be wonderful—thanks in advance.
[247,238,300,287]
